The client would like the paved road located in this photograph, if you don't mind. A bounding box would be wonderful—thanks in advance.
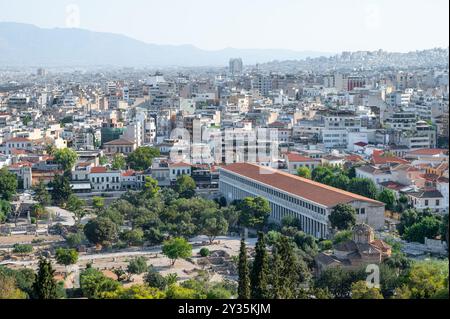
[46,207,76,227]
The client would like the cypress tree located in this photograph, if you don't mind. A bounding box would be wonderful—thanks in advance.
[250,232,270,299]
[238,237,251,299]
[270,245,283,299]
[33,257,57,299]
[276,235,311,299]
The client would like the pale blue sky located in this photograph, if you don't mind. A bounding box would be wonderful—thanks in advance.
[0,0,448,52]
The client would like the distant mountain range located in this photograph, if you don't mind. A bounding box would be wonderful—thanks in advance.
[0,22,332,67]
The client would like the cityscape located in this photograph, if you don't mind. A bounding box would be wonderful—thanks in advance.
[0,0,449,303]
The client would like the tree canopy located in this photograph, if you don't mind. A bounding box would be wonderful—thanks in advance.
[162,237,192,267]
[54,148,78,172]
[0,167,18,201]
[236,197,271,230]
[329,204,357,231]
[174,175,196,199]
[126,147,160,171]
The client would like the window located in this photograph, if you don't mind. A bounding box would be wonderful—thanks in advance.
[436,200,440,206]
[425,200,429,206]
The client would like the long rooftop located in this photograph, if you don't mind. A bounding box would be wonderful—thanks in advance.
[220,163,384,208]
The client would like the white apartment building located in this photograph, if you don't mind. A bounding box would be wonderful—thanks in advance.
[89,167,121,191]
[322,114,362,149]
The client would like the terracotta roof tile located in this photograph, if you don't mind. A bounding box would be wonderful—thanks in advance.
[285,152,319,163]
[90,167,108,174]
[221,163,384,208]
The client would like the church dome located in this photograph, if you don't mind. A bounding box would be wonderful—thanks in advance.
[352,223,374,244]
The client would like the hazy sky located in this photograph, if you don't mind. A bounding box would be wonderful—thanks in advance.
[0,0,448,52]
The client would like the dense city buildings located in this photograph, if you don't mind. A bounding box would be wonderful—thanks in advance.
[0,16,448,302]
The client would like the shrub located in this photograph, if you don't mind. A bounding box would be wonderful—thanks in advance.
[199,248,210,257]
[319,240,333,251]
[12,244,33,254]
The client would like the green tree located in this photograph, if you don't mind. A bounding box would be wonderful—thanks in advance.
[440,214,448,244]
[84,217,119,246]
[312,166,334,184]
[166,285,199,299]
[67,194,84,212]
[377,189,396,211]
[329,204,357,231]
[66,232,85,249]
[0,167,18,201]
[238,237,250,299]
[66,195,86,224]
[162,237,192,267]
[315,267,366,299]
[281,215,302,230]
[50,175,73,207]
[145,267,167,290]
[92,196,105,213]
[174,175,196,199]
[22,114,32,126]
[333,230,353,244]
[33,180,51,206]
[142,177,160,199]
[101,285,165,299]
[111,154,126,170]
[398,209,420,235]
[120,228,144,246]
[351,281,384,299]
[55,248,79,267]
[46,144,57,156]
[271,235,311,299]
[333,230,353,245]
[126,147,160,171]
[127,256,148,276]
[0,199,11,224]
[348,178,378,199]
[394,260,448,299]
[220,205,240,231]
[99,156,108,166]
[237,197,271,230]
[80,267,120,299]
[0,274,27,299]
[199,211,228,244]
[297,166,311,179]
[32,257,58,299]
[0,267,36,298]
[54,148,78,172]
[403,216,442,244]
[328,174,350,191]
[250,232,270,299]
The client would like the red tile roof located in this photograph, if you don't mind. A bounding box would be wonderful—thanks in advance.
[90,167,108,174]
[408,148,448,156]
[354,142,368,147]
[285,152,319,163]
[170,162,192,168]
[372,150,409,165]
[221,163,384,208]
[103,138,134,146]
[6,137,31,143]
[121,170,136,177]
[345,154,364,162]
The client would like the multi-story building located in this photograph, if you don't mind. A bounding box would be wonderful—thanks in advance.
[219,163,385,239]
[229,58,243,75]
[89,167,121,191]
